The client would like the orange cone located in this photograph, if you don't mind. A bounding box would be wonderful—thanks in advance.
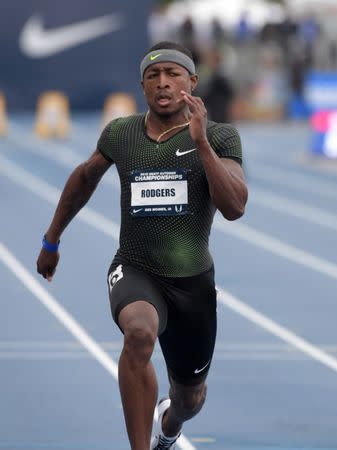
[0,92,8,137]
[35,91,71,138]
[101,92,137,129]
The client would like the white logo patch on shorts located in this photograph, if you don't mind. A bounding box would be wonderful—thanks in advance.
[108,264,124,291]
[130,169,188,217]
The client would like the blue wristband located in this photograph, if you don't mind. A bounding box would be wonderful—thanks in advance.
[42,235,60,252]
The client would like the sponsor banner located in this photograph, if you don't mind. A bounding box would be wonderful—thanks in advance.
[304,72,337,113]
[303,72,337,158]
[0,1,151,109]
[310,110,337,158]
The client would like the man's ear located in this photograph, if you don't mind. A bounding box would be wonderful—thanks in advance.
[141,80,145,94]
[190,74,198,92]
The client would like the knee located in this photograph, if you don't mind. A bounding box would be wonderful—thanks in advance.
[171,383,207,420]
[123,319,157,362]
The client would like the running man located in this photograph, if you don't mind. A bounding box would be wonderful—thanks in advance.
[37,41,248,450]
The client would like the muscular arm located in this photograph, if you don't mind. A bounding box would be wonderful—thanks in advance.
[181,90,248,220]
[45,149,112,241]
[37,149,112,280]
[197,142,248,220]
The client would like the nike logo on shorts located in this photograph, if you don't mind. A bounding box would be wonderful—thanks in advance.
[194,360,210,374]
[176,148,196,157]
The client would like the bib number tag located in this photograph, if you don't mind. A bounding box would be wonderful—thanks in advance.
[130,169,188,217]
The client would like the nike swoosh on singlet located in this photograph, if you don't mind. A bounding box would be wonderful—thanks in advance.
[132,208,143,214]
[19,13,124,58]
[176,148,197,157]
[150,53,162,61]
[194,360,210,374]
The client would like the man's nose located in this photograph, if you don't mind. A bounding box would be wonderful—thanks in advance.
[157,72,170,88]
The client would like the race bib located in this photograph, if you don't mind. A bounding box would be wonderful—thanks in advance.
[130,169,188,217]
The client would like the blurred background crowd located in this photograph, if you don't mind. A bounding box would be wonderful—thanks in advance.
[148,0,337,124]
[1,0,337,157]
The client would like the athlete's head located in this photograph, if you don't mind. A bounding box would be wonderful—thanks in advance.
[140,41,198,116]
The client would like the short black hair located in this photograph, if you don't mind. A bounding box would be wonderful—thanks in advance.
[145,41,194,61]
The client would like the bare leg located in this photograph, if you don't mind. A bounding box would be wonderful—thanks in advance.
[118,301,159,450]
[162,375,208,438]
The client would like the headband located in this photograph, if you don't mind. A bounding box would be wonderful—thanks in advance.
[140,49,196,79]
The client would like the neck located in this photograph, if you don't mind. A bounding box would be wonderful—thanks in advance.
[145,110,190,143]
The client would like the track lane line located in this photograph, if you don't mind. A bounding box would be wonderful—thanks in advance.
[0,243,119,379]
[0,242,195,450]
[1,155,337,376]
[250,187,337,232]
[213,216,337,280]
[217,288,337,372]
[6,122,337,229]
[250,162,337,200]
[2,153,337,281]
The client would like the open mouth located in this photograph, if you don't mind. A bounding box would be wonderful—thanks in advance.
[155,93,172,107]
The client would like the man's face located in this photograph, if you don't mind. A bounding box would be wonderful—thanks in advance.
[142,62,197,116]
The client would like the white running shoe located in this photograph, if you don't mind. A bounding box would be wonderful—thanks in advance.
[151,398,181,450]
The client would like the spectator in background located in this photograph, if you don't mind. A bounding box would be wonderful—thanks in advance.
[330,40,337,69]
[235,12,254,44]
[197,48,235,123]
[178,16,201,65]
[279,12,298,65]
[298,13,320,67]
[210,18,226,49]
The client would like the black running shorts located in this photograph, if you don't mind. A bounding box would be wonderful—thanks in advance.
[107,263,217,385]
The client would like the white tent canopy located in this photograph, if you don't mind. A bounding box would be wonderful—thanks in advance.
[166,0,285,29]
[165,0,337,30]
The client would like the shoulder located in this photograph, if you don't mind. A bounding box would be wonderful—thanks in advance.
[206,121,242,163]
[206,121,241,142]
[97,114,145,162]
[103,113,145,135]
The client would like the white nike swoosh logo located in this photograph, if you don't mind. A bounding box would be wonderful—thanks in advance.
[19,13,124,58]
[176,148,197,157]
[194,361,210,374]
[132,208,143,214]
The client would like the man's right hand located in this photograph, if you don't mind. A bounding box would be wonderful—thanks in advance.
[37,249,60,282]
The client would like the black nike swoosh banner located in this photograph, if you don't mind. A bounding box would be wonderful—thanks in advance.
[0,0,151,109]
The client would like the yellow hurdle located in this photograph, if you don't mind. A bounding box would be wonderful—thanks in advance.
[0,93,8,137]
[101,92,137,130]
[35,91,71,138]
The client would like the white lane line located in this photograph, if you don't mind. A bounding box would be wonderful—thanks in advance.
[7,123,86,166]
[251,162,337,200]
[7,122,337,230]
[1,155,337,377]
[6,124,120,188]
[217,288,337,373]
[251,187,337,232]
[0,242,118,379]
[0,242,195,450]
[2,340,337,351]
[213,216,337,281]
[0,154,120,239]
[1,351,322,361]
[2,153,337,282]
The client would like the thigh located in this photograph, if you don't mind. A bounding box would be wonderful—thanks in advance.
[107,263,168,335]
[158,267,217,385]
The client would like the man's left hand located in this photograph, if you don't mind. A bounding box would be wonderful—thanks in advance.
[180,90,208,145]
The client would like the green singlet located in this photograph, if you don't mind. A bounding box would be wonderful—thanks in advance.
[97,113,242,277]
